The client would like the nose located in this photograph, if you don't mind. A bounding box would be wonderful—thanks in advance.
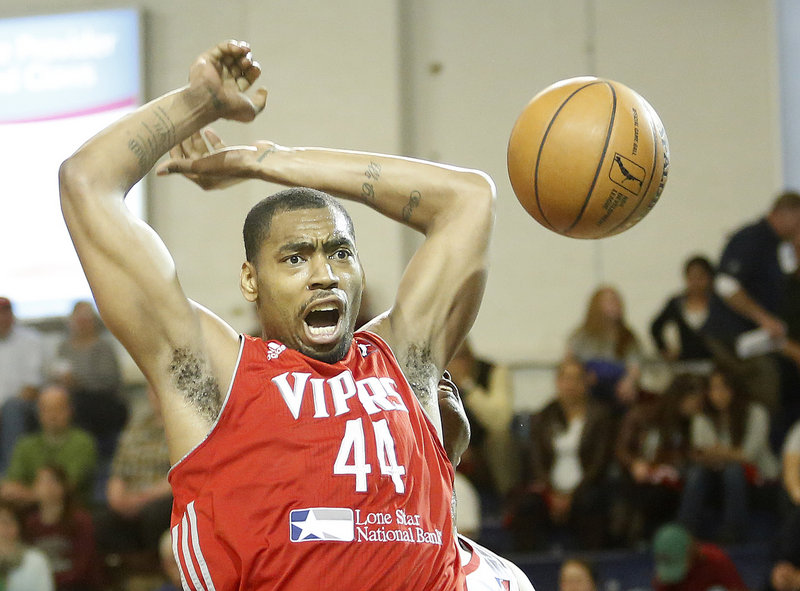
[308,255,339,290]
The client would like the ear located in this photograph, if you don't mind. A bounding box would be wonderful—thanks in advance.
[240,261,259,303]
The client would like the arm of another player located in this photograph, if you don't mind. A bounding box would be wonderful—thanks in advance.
[158,136,496,428]
[59,41,266,454]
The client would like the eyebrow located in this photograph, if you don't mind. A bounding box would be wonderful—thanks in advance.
[277,234,355,255]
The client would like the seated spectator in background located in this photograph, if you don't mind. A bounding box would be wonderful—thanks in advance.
[509,358,614,551]
[613,373,706,547]
[154,530,181,591]
[0,499,54,591]
[447,339,520,505]
[0,297,47,474]
[567,285,643,412]
[782,419,800,513]
[52,301,127,461]
[702,191,800,414]
[559,558,598,591]
[678,365,779,543]
[775,231,800,449]
[652,523,746,591]
[765,419,800,591]
[25,464,103,591]
[94,387,171,561]
[650,255,716,368]
[0,385,97,508]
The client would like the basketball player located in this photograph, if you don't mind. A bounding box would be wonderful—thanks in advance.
[437,375,535,591]
[59,40,495,590]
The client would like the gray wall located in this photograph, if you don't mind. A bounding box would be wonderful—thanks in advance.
[6,1,783,389]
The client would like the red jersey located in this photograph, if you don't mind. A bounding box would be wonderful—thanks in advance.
[169,332,463,591]
[653,543,747,591]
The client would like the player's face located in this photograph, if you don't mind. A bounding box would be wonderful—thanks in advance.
[246,207,364,363]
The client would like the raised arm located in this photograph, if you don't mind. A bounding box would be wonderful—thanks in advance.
[158,136,496,425]
[59,41,266,459]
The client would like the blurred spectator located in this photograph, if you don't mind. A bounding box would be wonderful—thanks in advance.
[775,231,800,449]
[0,384,97,508]
[25,464,103,591]
[650,255,716,367]
[52,301,127,460]
[94,388,171,559]
[678,365,778,543]
[703,191,800,413]
[766,419,800,591]
[783,420,800,511]
[0,297,47,473]
[154,530,181,591]
[652,523,746,591]
[509,358,614,551]
[0,499,54,591]
[613,373,706,546]
[447,340,520,503]
[559,558,598,591]
[567,285,644,412]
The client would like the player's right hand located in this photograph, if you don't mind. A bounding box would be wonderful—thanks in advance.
[189,40,268,122]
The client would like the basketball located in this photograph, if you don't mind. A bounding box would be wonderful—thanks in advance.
[507,76,669,239]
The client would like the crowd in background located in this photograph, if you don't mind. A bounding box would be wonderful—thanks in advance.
[450,192,800,591]
[0,192,799,590]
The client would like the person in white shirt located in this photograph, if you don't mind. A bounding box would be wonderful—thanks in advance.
[0,297,47,473]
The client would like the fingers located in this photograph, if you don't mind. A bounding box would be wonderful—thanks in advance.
[204,129,225,150]
[155,159,192,176]
[252,87,268,114]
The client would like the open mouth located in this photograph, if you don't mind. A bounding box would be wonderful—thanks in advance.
[304,307,341,336]
[302,298,345,346]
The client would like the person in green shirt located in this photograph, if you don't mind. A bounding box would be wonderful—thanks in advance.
[0,384,97,507]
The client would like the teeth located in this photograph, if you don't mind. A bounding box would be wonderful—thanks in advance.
[307,324,338,337]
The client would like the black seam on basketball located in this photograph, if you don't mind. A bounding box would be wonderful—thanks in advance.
[565,81,616,234]
[534,81,604,231]
[607,104,658,235]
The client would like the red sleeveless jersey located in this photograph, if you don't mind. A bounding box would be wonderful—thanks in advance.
[168,332,464,591]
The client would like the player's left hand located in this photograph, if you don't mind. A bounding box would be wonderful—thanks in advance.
[156,129,285,190]
[189,39,268,122]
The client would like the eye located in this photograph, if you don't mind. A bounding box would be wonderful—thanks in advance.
[331,248,352,260]
[285,254,304,265]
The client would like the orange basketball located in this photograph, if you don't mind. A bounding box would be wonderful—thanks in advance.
[507,76,669,239]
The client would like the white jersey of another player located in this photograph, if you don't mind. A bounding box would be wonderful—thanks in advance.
[459,534,536,591]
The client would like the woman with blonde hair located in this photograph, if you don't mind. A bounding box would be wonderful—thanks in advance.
[567,285,643,412]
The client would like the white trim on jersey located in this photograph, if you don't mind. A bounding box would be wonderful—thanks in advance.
[173,501,217,591]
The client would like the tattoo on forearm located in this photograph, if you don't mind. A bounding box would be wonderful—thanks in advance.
[207,87,224,111]
[127,107,177,175]
[361,161,382,204]
[169,348,222,422]
[257,146,278,162]
[402,190,422,222]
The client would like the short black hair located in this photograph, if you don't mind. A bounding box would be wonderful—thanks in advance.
[243,187,356,262]
[683,254,714,277]
[772,190,800,212]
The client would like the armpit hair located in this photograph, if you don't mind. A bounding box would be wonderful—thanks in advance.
[401,342,437,412]
[169,348,222,422]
